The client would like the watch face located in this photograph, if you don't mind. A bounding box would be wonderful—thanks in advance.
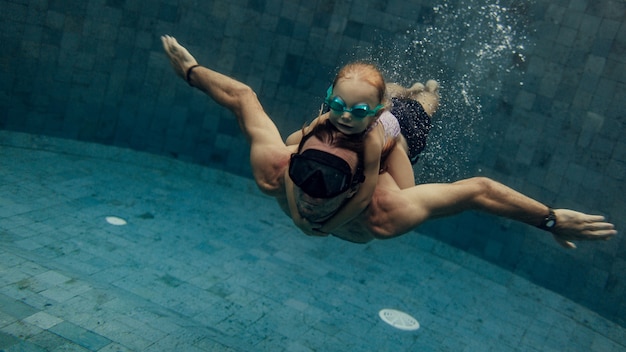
[537,209,557,231]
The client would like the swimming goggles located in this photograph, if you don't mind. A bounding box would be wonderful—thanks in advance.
[324,86,384,119]
[289,149,359,199]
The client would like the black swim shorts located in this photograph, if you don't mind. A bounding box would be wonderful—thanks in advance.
[391,97,432,164]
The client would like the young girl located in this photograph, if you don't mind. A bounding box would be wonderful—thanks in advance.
[286,62,439,235]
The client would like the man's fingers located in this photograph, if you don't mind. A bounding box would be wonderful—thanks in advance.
[581,214,606,222]
[586,220,614,230]
[582,223,617,238]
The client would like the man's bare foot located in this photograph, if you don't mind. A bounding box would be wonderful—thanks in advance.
[161,35,198,81]
[387,80,440,117]
[409,80,440,117]
[408,82,425,94]
[425,80,439,95]
[386,83,407,98]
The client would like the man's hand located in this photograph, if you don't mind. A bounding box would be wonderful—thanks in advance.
[551,209,617,249]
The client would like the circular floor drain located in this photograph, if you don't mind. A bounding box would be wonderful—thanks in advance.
[378,309,420,331]
[105,216,127,226]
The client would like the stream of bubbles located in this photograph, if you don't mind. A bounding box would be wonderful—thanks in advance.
[364,0,533,182]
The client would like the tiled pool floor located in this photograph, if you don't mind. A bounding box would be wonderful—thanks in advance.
[1,132,625,351]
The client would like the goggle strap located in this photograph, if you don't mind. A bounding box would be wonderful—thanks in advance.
[325,85,333,101]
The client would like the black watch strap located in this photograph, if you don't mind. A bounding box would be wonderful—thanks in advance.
[537,208,557,231]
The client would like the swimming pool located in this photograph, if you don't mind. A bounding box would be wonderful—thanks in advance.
[1,0,624,350]
[1,131,624,350]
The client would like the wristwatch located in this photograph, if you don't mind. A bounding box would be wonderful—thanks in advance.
[537,208,557,231]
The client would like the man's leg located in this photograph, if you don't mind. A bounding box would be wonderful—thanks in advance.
[162,35,290,193]
[384,145,415,189]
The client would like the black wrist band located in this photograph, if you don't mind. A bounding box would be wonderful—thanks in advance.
[186,64,201,86]
[537,208,557,231]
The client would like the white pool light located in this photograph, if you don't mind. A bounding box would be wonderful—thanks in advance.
[378,308,420,331]
[105,216,127,226]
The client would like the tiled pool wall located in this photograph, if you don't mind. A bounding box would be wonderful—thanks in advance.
[1,0,624,326]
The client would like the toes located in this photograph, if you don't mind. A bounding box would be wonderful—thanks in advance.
[409,83,425,93]
[425,80,439,92]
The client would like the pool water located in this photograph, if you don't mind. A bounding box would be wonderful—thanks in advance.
[1,0,624,350]
[0,131,624,351]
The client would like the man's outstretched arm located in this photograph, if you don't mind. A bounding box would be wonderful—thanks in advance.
[368,175,617,248]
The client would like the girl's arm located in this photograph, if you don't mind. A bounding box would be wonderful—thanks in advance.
[319,129,383,233]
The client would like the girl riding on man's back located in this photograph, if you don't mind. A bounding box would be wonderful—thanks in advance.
[286,62,439,236]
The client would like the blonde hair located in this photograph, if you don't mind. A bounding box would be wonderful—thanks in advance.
[332,62,387,105]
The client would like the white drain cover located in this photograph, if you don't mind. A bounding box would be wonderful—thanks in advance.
[105,216,127,226]
[378,309,420,331]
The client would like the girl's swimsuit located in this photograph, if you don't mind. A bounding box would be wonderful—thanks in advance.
[377,110,401,144]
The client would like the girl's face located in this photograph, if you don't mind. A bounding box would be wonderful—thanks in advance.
[327,77,381,135]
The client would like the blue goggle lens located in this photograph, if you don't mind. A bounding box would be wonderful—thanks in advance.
[324,86,383,119]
